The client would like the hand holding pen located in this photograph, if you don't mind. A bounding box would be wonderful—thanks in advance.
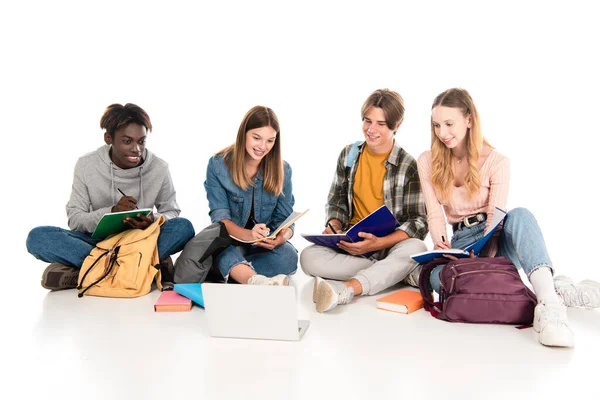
[112,188,138,212]
[434,235,451,250]
[323,220,342,234]
[250,217,271,241]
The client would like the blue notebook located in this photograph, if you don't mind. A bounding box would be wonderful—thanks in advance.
[410,207,507,264]
[173,283,204,308]
[301,205,400,257]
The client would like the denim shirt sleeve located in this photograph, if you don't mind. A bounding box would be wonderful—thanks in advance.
[268,161,295,233]
[204,156,232,223]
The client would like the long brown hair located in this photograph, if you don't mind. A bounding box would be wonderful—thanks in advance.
[430,88,490,201]
[217,106,284,195]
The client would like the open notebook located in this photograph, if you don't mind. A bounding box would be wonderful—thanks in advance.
[229,209,309,243]
[411,207,507,264]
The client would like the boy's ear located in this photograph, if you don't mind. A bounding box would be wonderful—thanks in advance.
[104,132,112,145]
[393,119,403,134]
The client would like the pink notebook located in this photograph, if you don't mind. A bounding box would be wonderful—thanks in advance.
[154,290,192,312]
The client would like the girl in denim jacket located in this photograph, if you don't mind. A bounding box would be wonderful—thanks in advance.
[204,106,298,285]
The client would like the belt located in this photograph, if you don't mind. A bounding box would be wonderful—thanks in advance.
[452,213,487,232]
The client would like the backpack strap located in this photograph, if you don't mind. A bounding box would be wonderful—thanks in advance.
[345,141,362,169]
[77,246,120,298]
[418,258,450,319]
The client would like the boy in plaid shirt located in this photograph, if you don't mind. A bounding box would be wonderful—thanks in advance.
[300,89,428,312]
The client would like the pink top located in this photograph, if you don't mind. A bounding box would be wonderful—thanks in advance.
[417,149,510,244]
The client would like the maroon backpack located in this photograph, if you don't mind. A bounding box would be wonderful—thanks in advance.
[418,257,537,325]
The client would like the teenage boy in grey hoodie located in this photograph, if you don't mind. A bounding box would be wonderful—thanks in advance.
[26,103,195,290]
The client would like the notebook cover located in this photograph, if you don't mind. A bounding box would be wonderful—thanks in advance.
[376,290,424,314]
[302,205,399,257]
[154,290,192,312]
[92,208,153,239]
[173,283,204,308]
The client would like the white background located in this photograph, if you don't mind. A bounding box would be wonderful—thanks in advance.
[2,0,599,278]
[2,2,600,398]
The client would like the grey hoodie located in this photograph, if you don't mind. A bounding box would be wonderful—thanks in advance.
[66,145,181,233]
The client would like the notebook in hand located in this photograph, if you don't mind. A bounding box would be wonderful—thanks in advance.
[229,209,309,243]
[154,290,192,312]
[411,207,507,264]
[301,205,400,257]
[173,283,204,307]
[202,283,310,341]
[376,289,424,314]
[91,208,153,239]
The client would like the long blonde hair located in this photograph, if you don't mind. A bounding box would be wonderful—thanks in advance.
[430,88,491,201]
[217,106,284,195]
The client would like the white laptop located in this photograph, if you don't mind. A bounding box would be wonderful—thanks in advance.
[202,283,310,341]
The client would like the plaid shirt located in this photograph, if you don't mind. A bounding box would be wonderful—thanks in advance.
[325,141,428,240]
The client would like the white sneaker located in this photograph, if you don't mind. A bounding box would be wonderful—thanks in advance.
[312,277,324,303]
[314,279,354,313]
[247,274,289,286]
[555,275,600,309]
[533,301,574,347]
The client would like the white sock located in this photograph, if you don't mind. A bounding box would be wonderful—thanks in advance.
[529,267,560,304]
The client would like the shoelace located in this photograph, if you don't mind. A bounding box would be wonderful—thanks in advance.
[539,303,567,328]
[63,273,80,288]
[337,286,353,305]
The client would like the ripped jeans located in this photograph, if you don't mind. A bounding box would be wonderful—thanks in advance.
[215,241,298,281]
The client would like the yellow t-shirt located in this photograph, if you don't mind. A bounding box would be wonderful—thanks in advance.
[349,145,390,226]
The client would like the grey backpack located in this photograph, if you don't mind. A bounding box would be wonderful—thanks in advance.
[173,222,232,283]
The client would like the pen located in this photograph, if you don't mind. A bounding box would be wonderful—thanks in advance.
[117,188,138,209]
[327,222,338,234]
[252,217,270,239]
[441,235,445,243]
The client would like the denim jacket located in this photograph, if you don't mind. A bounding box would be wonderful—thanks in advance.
[204,155,295,233]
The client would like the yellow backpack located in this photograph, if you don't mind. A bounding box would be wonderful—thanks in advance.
[77,215,165,298]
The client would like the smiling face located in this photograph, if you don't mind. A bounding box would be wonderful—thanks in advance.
[362,106,398,154]
[104,123,147,169]
[431,106,472,149]
[245,126,277,163]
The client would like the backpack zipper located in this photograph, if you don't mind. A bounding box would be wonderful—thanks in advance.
[448,268,521,294]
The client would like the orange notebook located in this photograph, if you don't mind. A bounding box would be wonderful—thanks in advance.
[154,290,192,312]
[376,290,424,314]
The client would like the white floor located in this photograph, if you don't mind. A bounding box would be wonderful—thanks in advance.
[7,241,600,400]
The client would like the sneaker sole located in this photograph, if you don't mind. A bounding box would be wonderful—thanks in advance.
[312,277,323,303]
[315,281,337,313]
[580,280,600,308]
[538,332,575,347]
[279,276,290,286]
[41,265,78,291]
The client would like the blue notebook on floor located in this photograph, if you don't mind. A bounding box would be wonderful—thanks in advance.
[173,283,204,308]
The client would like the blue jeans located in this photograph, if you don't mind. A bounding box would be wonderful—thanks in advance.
[215,242,298,281]
[26,217,195,268]
[430,208,552,293]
